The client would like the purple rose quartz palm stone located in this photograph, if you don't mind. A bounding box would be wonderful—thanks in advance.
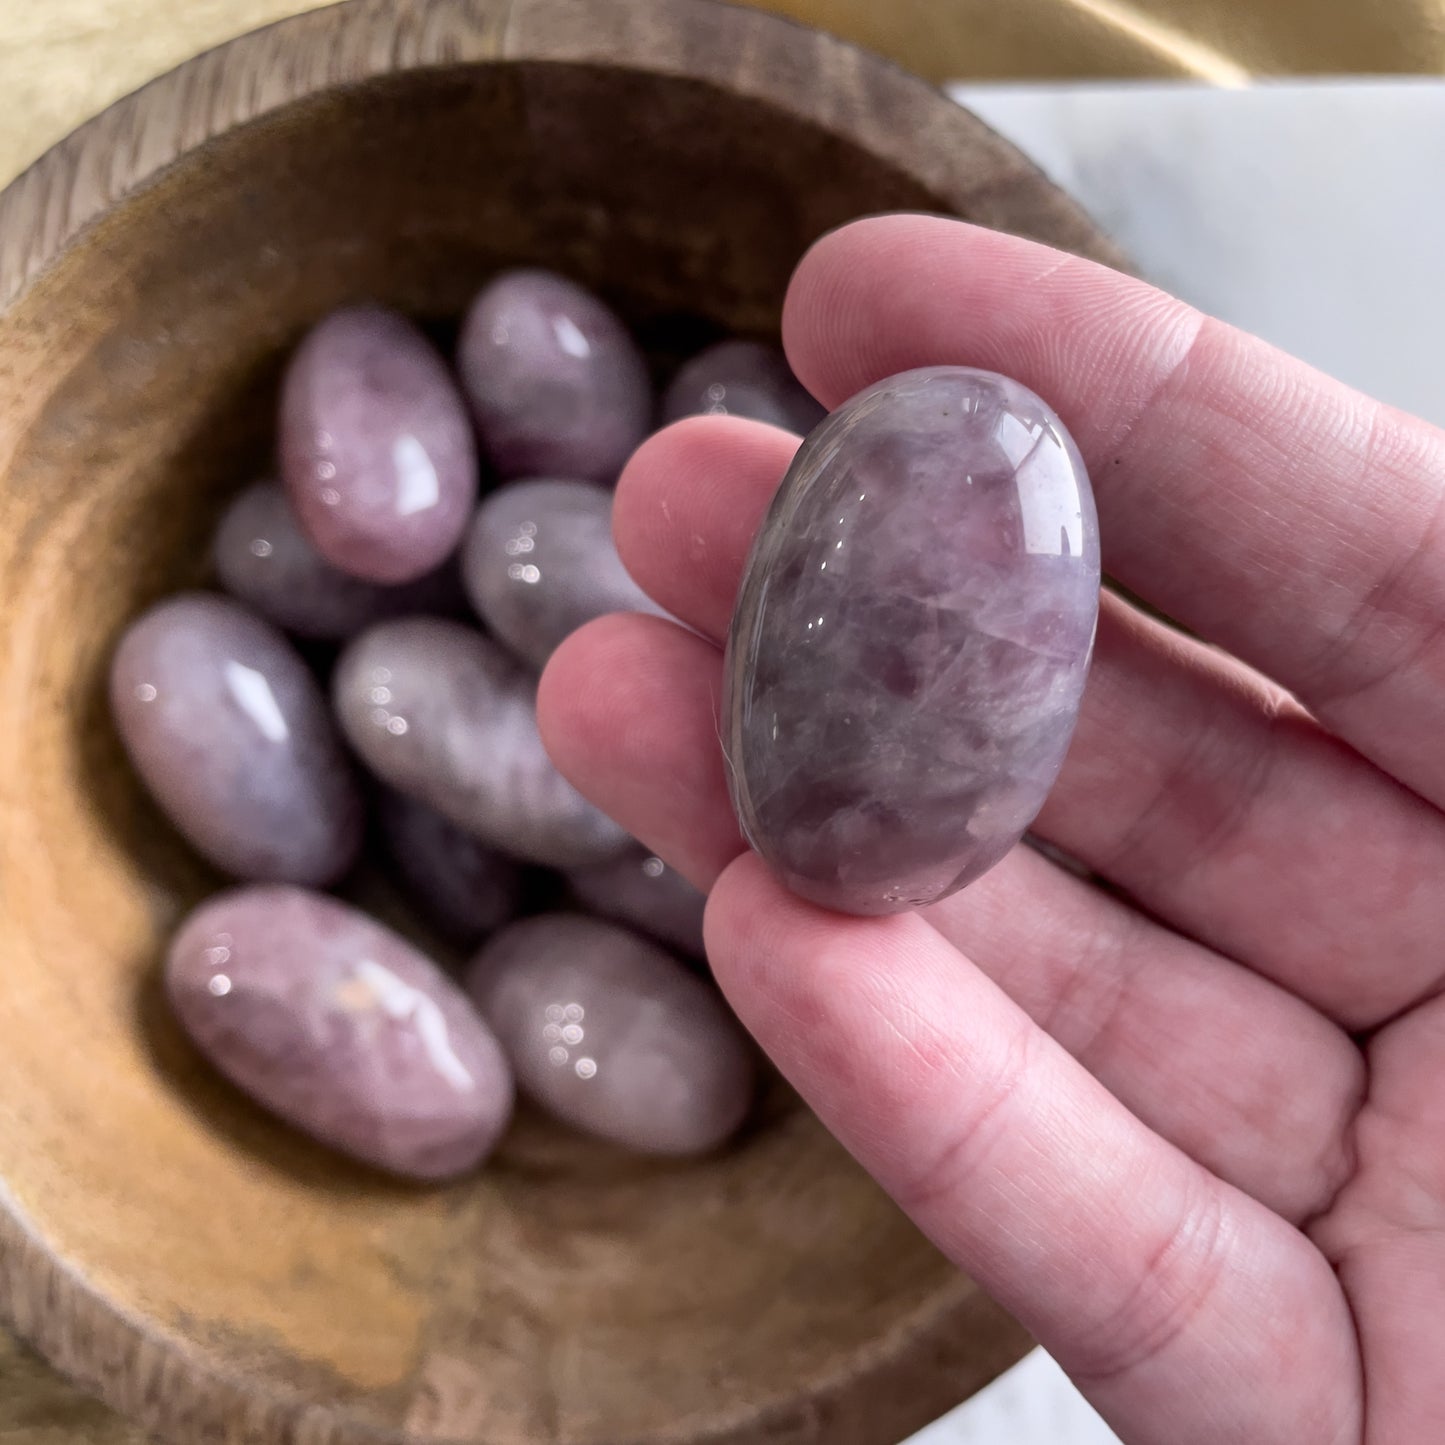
[457,270,650,484]
[660,340,826,435]
[333,617,630,868]
[461,478,665,669]
[167,886,514,1180]
[214,480,464,641]
[110,593,362,885]
[280,305,478,584]
[466,915,753,1155]
[722,367,1099,915]
[377,788,523,945]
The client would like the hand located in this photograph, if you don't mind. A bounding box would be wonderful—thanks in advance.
[537,215,1445,1445]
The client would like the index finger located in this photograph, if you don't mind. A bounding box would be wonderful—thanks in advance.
[783,215,1445,807]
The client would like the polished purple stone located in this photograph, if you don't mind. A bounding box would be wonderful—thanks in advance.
[660,340,825,434]
[456,270,650,483]
[110,592,362,885]
[566,846,706,959]
[214,480,464,641]
[466,914,753,1155]
[461,478,664,669]
[722,367,1099,916]
[377,788,523,945]
[280,305,478,583]
[167,886,514,1180]
[333,617,630,868]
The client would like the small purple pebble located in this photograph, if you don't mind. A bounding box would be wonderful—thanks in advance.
[377,788,524,945]
[167,885,514,1180]
[333,617,630,868]
[280,305,478,584]
[467,914,753,1155]
[110,593,362,885]
[214,480,463,641]
[566,847,706,959]
[660,339,825,434]
[461,478,664,669]
[457,270,650,484]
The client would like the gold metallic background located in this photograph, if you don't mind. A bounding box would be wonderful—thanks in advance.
[3,0,1444,188]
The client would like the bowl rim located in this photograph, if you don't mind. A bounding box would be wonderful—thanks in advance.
[0,0,1119,314]
[0,0,1109,1440]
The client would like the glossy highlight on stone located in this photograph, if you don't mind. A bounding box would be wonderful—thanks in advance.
[110,593,362,885]
[280,305,478,583]
[660,339,825,435]
[377,788,523,945]
[467,915,753,1155]
[567,846,707,959]
[167,886,514,1180]
[333,617,630,867]
[214,480,464,641]
[723,367,1099,915]
[461,478,664,669]
[457,270,650,483]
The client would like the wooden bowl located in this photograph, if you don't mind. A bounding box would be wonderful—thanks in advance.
[0,1,1116,1441]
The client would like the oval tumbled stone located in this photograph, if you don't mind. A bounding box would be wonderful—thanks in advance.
[110,592,362,885]
[467,914,753,1155]
[334,617,630,867]
[377,788,523,945]
[167,886,514,1180]
[280,305,478,584]
[722,367,1099,915]
[567,846,707,959]
[461,478,664,669]
[214,479,464,641]
[457,269,650,484]
[660,339,825,435]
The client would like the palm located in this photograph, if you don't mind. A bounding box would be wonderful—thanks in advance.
[537,216,1445,1444]
[1317,996,1445,1444]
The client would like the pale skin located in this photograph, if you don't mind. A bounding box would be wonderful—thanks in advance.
[536,215,1445,1444]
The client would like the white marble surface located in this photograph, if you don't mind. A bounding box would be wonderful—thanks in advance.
[898,76,1445,1445]
[952,77,1445,427]
[905,1348,1120,1444]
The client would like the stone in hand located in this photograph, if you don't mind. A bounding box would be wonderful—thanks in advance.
[461,477,664,669]
[467,914,753,1155]
[723,367,1099,915]
[280,305,478,584]
[334,617,629,868]
[457,270,650,483]
[660,339,825,435]
[377,787,523,945]
[167,885,514,1180]
[567,846,707,959]
[110,592,362,885]
[214,479,464,641]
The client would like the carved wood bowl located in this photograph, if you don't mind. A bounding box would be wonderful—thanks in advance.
[0,1,1115,1440]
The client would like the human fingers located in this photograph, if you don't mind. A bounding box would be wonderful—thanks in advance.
[705,855,1361,1445]
[783,214,1445,813]
[538,614,1362,1216]
[613,417,1445,1026]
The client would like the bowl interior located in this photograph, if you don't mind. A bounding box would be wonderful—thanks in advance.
[0,55,1030,1445]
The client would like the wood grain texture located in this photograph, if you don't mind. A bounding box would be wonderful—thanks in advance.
[0,1,1117,1441]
